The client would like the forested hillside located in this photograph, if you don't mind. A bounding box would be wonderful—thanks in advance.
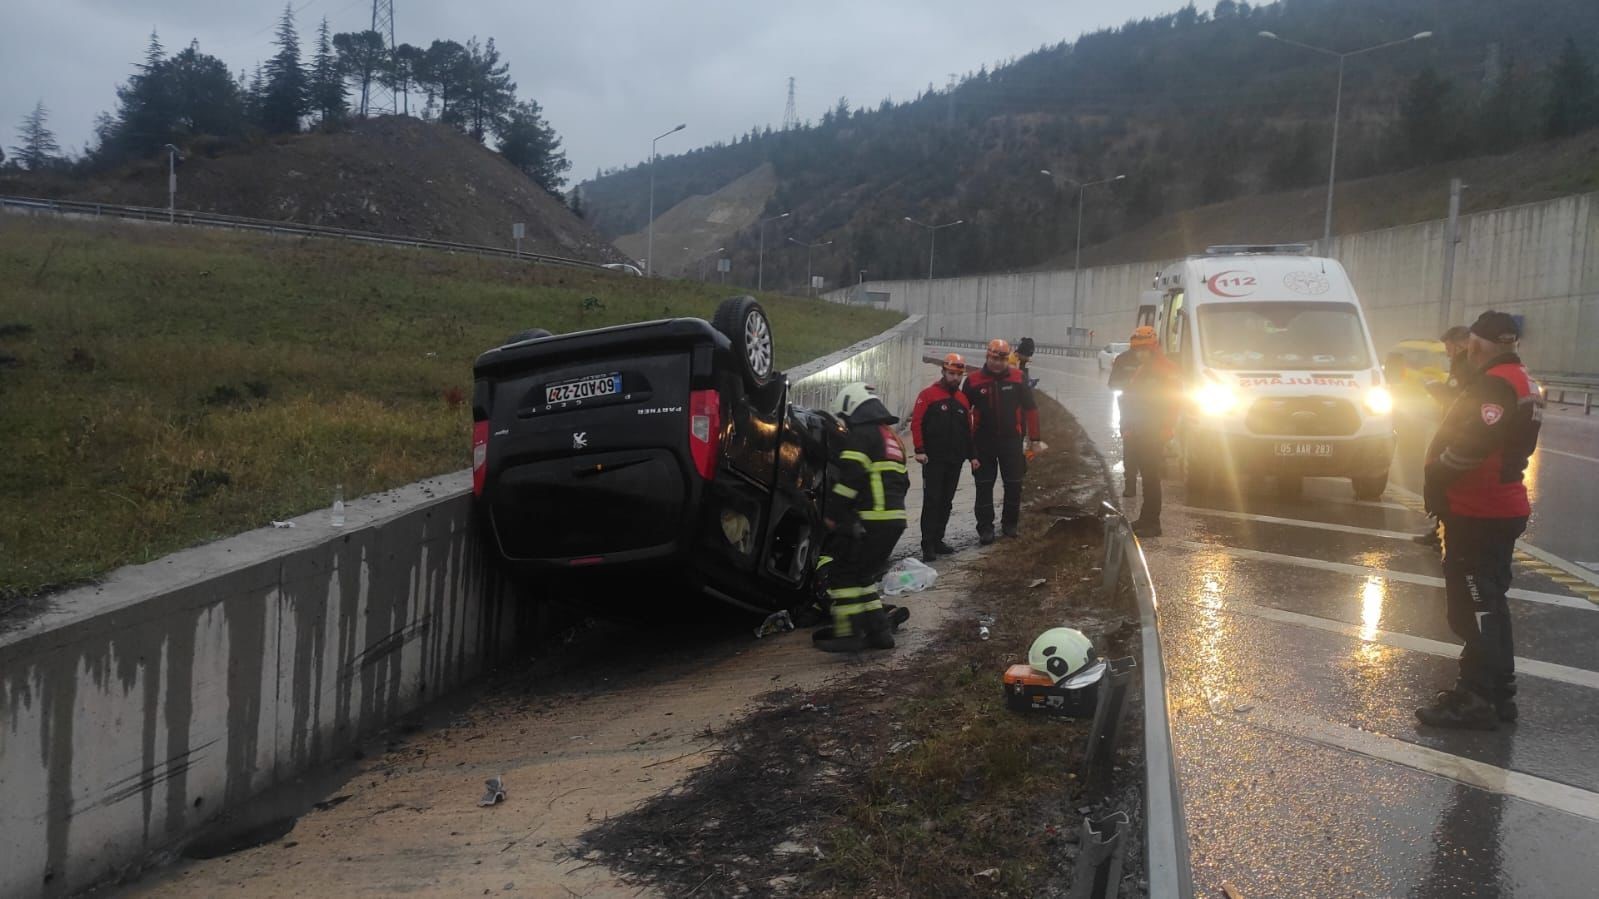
[580,0,1599,288]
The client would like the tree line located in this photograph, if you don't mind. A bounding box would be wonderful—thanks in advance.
[578,0,1599,286]
[5,4,570,195]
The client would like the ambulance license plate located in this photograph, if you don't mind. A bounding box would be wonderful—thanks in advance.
[1275,442,1333,458]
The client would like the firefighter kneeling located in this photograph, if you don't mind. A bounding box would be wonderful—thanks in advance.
[814,382,910,653]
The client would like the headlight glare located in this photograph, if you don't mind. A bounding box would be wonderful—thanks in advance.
[1364,386,1395,415]
[1193,382,1239,416]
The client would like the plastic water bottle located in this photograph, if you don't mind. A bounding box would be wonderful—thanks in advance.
[331,484,346,528]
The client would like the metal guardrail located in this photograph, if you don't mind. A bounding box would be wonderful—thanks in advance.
[936,336,1101,360]
[1539,373,1598,415]
[1101,502,1194,899]
[0,194,610,273]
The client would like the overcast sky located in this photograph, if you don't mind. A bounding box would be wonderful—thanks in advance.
[4,0,1183,179]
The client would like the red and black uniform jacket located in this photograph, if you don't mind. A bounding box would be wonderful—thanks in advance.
[963,366,1040,446]
[910,381,974,462]
[1424,353,1542,518]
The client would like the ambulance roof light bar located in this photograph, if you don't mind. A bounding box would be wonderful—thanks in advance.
[1202,243,1314,257]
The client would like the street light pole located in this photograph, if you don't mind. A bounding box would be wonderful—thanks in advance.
[757,211,789,292]
[693,246,725,281]
[787,237,832,296]
[1044,170,1125,339]
[646,123,686,276]
[163,143,180,224]
[903,216,965,281]
[1259,30,1432,249]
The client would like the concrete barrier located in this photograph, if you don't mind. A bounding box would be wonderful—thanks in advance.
[0,316,924,898]
[842,191,1599,376]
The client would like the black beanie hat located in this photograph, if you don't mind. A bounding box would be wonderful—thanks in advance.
[1469,310,1519,344]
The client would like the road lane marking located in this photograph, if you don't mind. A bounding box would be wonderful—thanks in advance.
[1231,701,1599,823]
[1221,602,1599,691]
[1168,541,1596,612]
[1187,507,1415,541]
[1541,447,1599,465]
[1386,483,1599,600]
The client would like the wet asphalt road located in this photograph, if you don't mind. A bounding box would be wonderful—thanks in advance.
[940,348,1599,898]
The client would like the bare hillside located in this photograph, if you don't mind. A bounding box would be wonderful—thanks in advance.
[0,117,624,263]
[613,163,778,275]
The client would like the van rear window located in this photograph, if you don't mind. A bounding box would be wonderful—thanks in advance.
[1198,302,1371,371]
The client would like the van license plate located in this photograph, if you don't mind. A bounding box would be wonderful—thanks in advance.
[546,373,621,405]
[1275,442,1332,458]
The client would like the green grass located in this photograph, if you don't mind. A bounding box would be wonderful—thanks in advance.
[0,217,901,602]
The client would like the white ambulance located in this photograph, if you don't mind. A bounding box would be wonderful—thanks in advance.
[1148,244,1395,500]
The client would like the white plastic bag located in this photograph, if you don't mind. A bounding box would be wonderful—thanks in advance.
[881,557,938,596]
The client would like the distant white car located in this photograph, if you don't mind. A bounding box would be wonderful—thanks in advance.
[602,263,644,276]
[1098,342,1130,372]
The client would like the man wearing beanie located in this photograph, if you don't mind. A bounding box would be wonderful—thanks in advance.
[1416,311,1543,730]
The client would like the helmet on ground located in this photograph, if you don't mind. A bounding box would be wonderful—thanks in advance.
[1028,627,1098,685]
[941,352,967,374]
[987,338,1012,358]
[1130,325,1158,348]
[831,382,878,417]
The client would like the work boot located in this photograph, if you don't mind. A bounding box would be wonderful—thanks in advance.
[1496,698,1519,723]
[1002,523,1020,539]
[922,545,940,564]
[1415,688,1499,730]
[861,609,896,650]
[881,603,911,631]
[1132,519,1163,538]
[935,541,956,555]
[978,526,995,546]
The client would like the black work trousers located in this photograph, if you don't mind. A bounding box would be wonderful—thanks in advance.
[919,459,963,551]
[822,521,906,632]
[972,438,1027,531]
[1123,430,1165,524]
[1440,514,1526,700]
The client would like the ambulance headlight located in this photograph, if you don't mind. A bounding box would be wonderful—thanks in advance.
[1193,382,1239,417]
[1363,386,1395,416]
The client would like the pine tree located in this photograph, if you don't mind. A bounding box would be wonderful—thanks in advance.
[309,17,347,125]
[259,3,309,133]
[1544,38,1597,138]
[11,100,62,170]
[498,98,570,192]
[460,37,516,142]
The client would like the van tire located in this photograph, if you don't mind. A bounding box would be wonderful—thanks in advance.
[505,327,552,345]
[713,296,775,390]
[1352,473,1389,502]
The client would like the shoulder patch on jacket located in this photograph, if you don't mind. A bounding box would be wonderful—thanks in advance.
[1481,403,1503,425]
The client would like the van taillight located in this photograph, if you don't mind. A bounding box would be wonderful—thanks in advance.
[472,420,489,496]
[689,389,721,480]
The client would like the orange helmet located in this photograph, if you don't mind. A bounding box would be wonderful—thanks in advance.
[941,352,967,374]
[986,338,1012,358]
[1130,326,1158,348]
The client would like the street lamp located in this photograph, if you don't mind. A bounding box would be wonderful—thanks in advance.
[646,123,686,276]
[694,246,726,281]
[756,211,789,292]
[1042,170,1124,338]
[903,216,964,281]
[787,236,833,296]
[163,143,181,224]
[1260,30,1432,248]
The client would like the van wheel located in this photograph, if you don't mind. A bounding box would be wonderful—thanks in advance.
[1352,473,1389,502]
[504,327,552,345]
[713,296,775,389]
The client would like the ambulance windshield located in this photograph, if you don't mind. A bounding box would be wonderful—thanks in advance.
[1198,302,1370,371]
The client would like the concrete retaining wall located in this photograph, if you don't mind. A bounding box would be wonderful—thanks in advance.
[784,315,925,423]
[845,192,1599,375]
[0,316,924,898]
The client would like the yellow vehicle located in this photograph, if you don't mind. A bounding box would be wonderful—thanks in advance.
[1387,338,1450,389]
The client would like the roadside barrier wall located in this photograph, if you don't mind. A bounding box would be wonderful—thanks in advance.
[840,191,1599,376]
[0,315,925,898]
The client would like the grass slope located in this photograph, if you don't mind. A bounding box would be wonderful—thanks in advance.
[0,217,901,604]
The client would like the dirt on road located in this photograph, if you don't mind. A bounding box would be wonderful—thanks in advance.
[121,395,1129,898]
